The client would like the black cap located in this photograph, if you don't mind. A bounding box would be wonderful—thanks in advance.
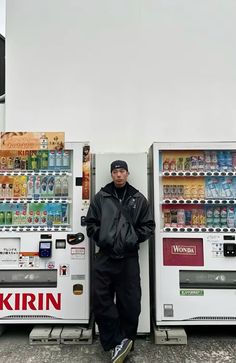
[110,160,128,173]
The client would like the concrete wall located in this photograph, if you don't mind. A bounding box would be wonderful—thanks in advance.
[5,0,236,152]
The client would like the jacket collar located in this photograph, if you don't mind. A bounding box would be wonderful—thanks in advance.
[101,182,139,197]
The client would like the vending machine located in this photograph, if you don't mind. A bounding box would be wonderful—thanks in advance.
[0,135,90,324]
[151,142,236,327]
[95,153,150,334]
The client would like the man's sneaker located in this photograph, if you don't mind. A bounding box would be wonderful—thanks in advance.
[111,338,133,363]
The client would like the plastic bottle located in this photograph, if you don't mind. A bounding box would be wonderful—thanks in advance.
[34,176,41,199]
[30,152,38,170]
[163,209,171,227]
[176,158,183,171]
[222,178,233,198]
[48,151,55,170]
[54,176,62,197]
[27,176,34,198]
[225,151,232,172]
[55,150,62,170]
[227,207,235,228]
[0,211,5,225]
[61,176,68,196]
[218,151,226,172]
[40,150,49,170]
[5,211,12,225]
[163,159,169,172]
[62,150,70,169]
[177,209,185,227]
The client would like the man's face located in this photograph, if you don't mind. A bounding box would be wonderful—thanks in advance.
[111,168,129,188]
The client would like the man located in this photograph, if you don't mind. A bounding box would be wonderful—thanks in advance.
[86,160,155,363]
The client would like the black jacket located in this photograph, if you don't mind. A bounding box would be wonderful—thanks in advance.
[86,182,155,258]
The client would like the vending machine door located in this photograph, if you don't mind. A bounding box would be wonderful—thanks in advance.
[0,140,90,324]
[151,142,236,326]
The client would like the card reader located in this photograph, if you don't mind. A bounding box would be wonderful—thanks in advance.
[39,241,52,258]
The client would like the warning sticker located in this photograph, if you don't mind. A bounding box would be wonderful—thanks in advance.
[19,252,40,268]
[59,264,70,276]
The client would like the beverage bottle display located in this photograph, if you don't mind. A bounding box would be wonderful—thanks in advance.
[30,152,38,170]
[210,151,218,171]
[34,176,41,199]
[27,176,34,197]
[213,207,220,227]
[163,209,171,227]
[220,207,227,227]
[48,151,55,169]
[190,156,198,171]
[204,151,211,171]
[225,151,232,171]
[20,157,27,170]
[232,153,236,171]
[0,156,7,170]
[198,209,206,227]
[40,150,48,169]
[14,156,21,169]
[184,158,191,171]
[1,183,6,198]
[61,176,69,196]
[55,150,62,169]
[227,207,235,228]
[55,176,62,197]
[62,150,70,169]
[163,159,169,171]
[177,209,185,227]
[176,158,183,171]
[169,159,176,171]
[170,209,177,227]
[218,151,227,172]
[40,133,48,150]
[7,156,14,170]
[47,176,55,196]
[5,211,12,225]
[206,178,219,198]
[222,178,233,198]
[198,155,205,171]
[192,209,199,227]
[47,209,54,227]
[0,211,5,224]
[41,176,48,197]
[61,204,68,224]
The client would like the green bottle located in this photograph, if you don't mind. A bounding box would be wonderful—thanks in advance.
[30,152,38,170]
[5,211,12,225]
[0,211,5,225]
[40,150,49,170]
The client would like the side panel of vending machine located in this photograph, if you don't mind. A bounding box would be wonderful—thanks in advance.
[0,139,90,324]
[95,153,150,333]
[151,142,236,326]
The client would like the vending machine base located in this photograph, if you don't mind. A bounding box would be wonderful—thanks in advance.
[29,318,94,345]
[153,323,187,345]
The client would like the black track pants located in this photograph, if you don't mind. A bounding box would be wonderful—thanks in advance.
[93,252,141,351]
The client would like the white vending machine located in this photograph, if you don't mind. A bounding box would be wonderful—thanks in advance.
[95,153,150,334]
[0,141,90,324]
[151,142,236,327]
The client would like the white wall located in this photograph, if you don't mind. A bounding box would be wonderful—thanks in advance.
[0,103,5,130]
[5,0,236,152]
[0,0,5,36]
